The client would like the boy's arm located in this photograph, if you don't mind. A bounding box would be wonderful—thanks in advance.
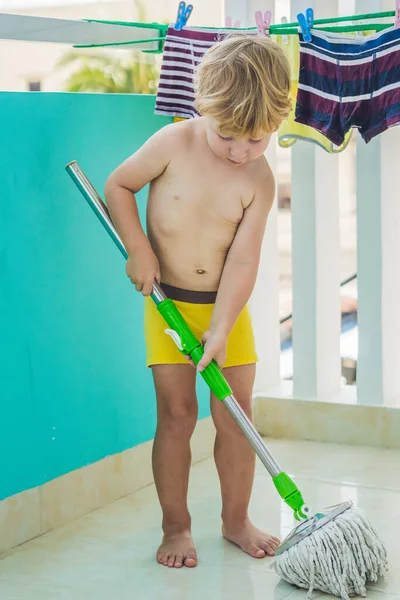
[104,124,176,256]
[197,168,275,371]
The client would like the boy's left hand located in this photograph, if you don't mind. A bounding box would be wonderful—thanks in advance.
[196,330,227,372]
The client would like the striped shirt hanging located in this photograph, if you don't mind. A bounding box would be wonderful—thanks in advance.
[155,26,229,119]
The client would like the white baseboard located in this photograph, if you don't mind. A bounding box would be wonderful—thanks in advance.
[0,416,216,556]
[254,395,400,448]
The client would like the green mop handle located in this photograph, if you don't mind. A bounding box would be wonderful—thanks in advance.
[66,160,311,521]
[156,304,308,518]
[157,299,231,400]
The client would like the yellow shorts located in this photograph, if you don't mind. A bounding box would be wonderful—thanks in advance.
[144,284,258,368]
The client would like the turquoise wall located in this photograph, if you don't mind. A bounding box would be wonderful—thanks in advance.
[0,92,210,501]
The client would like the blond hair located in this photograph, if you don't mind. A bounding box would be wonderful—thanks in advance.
[195,34,291,136]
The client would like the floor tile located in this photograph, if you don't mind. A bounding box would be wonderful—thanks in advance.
[255,440,400,492]
[0,439,399,600]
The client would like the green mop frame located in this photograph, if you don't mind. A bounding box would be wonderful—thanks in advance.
[66,160,310,524]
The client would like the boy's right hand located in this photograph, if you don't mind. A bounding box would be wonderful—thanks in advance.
[126,246,161,296]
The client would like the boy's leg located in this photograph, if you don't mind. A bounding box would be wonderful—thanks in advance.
[210,364,280,558]
[152,364,198,568]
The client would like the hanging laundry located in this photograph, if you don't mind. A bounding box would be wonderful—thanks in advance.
[274,32,352,153]
[295,26,400,145]
[155,25,352,153]
[155,26,229,119]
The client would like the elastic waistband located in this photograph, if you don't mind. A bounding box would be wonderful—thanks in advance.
[160,282,217,304]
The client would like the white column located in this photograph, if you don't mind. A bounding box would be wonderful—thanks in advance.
[224,1,281,393]
[380,130,400,403]
[290,0,341,398]
[223,1,281,393]
[355,0,400,405]
[246,2,281,393]
[251,137,281,394]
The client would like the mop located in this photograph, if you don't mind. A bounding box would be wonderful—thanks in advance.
[66,160,388,599]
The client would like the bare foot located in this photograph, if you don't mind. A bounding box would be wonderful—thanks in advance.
[222,519,280,558]
[157,530,198,568]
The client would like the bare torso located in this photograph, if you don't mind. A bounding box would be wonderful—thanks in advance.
[146,119,264,291]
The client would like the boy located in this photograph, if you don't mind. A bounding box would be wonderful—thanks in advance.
[105,34,291,569]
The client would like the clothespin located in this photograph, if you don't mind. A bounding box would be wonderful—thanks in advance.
[255,10,272,36]
[281,16,289,44]
[225,16,241,28]
[395,0,400,28]
[297,7,314,42]
[174,1,193,31]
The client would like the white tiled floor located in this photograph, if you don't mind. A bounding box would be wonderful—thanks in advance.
[0,440,399,600]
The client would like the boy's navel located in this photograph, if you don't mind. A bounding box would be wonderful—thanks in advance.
[196,269,206,275]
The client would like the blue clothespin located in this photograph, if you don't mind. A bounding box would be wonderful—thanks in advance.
[297,7,313,42]
[174,1,193,31]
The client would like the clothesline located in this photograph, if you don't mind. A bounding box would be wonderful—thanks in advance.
[271,10,395,29]
[75,10,396,50]
[154,18,400,151]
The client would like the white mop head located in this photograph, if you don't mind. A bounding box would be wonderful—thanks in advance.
[274,506,388,599]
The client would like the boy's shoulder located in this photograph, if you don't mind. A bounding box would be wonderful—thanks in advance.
[248,153,274,187]
[155,118,198,147]
[242,154,275,210]
[142,119,196,164]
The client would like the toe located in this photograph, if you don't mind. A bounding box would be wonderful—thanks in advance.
[250,544,265,559]
[184,554,198,567]
[174,553,184,568]
[263,543,276,557]
[271,536,280,547]
[167,554,176,568]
